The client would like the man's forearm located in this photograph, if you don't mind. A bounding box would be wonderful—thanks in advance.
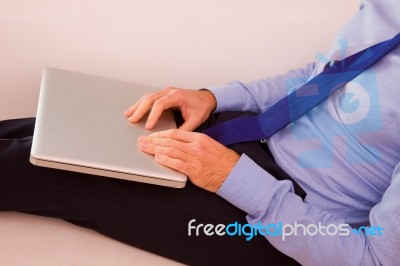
[217,154,399,265]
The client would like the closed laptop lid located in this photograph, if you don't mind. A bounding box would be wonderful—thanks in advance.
[30,68,187,188]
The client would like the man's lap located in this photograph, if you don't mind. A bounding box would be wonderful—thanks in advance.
[0,117,298,265]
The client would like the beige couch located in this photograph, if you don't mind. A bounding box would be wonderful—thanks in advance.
[0,0,358,265]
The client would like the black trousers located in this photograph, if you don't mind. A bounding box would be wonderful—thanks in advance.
[0,112,302,266]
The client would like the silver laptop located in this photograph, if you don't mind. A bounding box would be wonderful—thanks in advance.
[30,68,187,188]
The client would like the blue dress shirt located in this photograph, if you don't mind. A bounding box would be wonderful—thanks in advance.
[207,0,400,265]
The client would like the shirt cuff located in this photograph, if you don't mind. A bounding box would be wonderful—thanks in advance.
[205,83,245,113]
[217,153,285,215]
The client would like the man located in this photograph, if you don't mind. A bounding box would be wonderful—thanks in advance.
[1,0,399,265]
[127,0,400,264]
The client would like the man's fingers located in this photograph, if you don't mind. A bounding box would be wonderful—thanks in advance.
[154,154,194,177]
[138,135,191,153]
[145,96,176,129]
[138,136,195,176]
[125,88,172,122]
[127,99,152,123]
[149,129,197,143]
[124,100,141,117]
[178,118,200,132]
[138,138,196,173]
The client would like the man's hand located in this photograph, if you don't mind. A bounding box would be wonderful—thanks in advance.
[124,87,217,131]
[138,129,240,192]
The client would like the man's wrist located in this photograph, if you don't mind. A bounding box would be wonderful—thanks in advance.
[199,89,217,114]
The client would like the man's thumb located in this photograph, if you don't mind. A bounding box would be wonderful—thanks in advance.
[178,120,198,132]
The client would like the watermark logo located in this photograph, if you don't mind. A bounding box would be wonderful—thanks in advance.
[287,39,382,168]
[188,219,383,241]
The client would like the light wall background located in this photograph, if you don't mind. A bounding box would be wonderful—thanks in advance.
[0,0,359,120]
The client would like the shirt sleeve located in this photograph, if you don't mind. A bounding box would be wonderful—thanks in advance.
[217,154,400,265]
[205,63,316,114]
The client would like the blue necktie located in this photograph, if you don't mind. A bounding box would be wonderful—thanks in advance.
[203,32,400,146]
